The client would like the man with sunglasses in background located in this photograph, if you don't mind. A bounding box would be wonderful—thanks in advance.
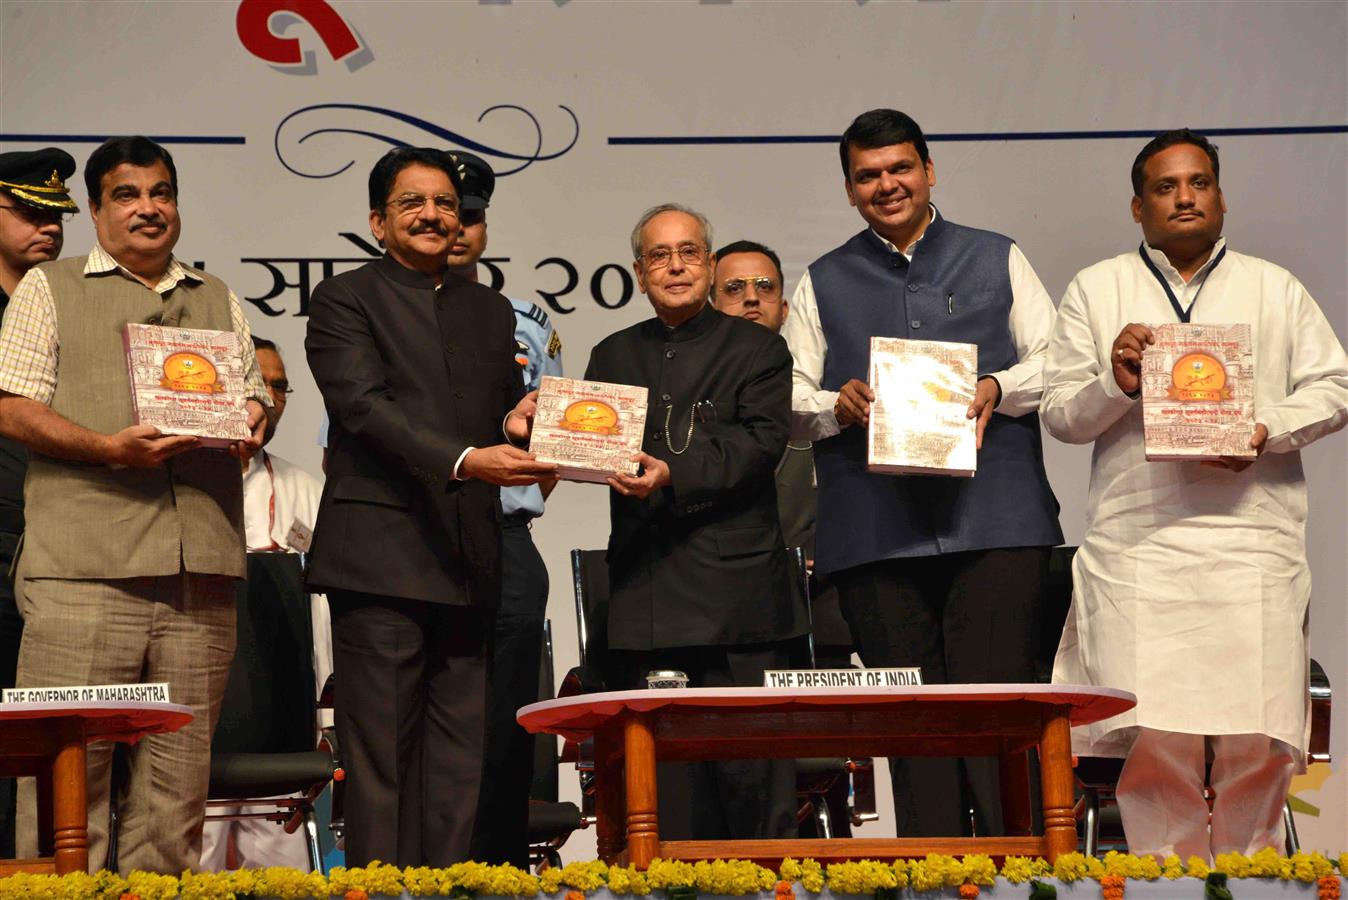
[442,151,565,869]
[0,147,77,860]
[583,204,807,841]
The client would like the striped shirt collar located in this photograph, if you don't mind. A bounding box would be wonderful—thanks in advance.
[83,243,202,294]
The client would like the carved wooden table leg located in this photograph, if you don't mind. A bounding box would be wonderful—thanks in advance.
[1039,706,1076,862]
[50,719,88,875]
[622,713,659,869]
[594,730,625,863]
[999,749,1033,836]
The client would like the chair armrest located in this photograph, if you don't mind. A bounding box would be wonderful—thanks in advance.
[559,665,606,698]
[847,757,880,825]
[318,674,335,709]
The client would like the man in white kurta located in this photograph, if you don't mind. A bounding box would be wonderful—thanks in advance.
[1043,129,1348,861]
[200,338,332,871]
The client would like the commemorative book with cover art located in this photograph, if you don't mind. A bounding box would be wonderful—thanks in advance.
[1142,322,1255,461]
[123,323,252,448]
[529,375,649,483]
[867,336,978,477]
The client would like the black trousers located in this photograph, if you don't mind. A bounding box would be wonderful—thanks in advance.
[604,640,806,841]
[0,530,20,858]
[328,590,489,867]
[834,547,1049,837]
[471,518,548,868]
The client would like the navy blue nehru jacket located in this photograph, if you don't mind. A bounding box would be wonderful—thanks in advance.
[807,213,1062,576]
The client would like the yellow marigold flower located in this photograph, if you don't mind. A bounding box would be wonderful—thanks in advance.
[909,854,963,891]
[123,871,179,900]
[779,858,803,883]
[1052,851,1090,882]
[962,855,997,887]
[540,867,565,893]
[1214,852,1252,879]
[1186,856,1210,880]
[999,856,1050,884]
[1161,854,1185,880]
[645,859,697,890]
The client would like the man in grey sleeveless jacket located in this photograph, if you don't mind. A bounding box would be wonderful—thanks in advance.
[0,137,270,874]
[782,109,1062,838]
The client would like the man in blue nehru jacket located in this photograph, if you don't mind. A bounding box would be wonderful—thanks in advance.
[781,109,1063,837]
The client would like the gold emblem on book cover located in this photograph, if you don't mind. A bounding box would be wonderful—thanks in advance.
[559,399,620,435]
[1167,352,1230,401]
[160,352,224,393]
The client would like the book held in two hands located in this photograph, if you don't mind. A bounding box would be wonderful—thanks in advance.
[529,375,649,483]
[123,323,252,448]
[867,336,978,477]
[1142,323,1255,462]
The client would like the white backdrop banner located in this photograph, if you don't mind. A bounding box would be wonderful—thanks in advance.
[3,0,1345,855]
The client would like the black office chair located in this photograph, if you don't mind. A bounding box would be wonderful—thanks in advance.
[203,552,340,872]
[526,619,584,871]
[788,548,878,838]
[564,547,876,838]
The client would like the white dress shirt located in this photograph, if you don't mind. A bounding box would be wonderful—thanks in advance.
[782,208,1057,441]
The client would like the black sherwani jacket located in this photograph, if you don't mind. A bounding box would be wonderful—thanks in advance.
[305,253,524,606]
[585,303,807,651]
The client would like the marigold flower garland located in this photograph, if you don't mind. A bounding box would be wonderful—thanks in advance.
[0,850,1342,899]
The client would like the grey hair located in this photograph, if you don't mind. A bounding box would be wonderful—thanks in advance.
[629,203,714,261]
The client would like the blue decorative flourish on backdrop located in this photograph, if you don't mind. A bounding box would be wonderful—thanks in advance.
[273,102,580,178]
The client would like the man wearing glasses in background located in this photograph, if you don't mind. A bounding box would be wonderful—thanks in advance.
[305,147,552,867]
[0,147,77,860]
[583,204,807,841]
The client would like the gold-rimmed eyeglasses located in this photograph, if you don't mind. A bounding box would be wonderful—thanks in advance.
[640,243,707,269]
[386,193,460,218]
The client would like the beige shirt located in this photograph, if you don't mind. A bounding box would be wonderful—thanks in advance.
[0,243,270,408]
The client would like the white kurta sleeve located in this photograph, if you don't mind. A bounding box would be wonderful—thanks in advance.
[782,269,841,441]
[1259,279,1348,453]
[1041,273,1137,444]
[986,243,1056,416]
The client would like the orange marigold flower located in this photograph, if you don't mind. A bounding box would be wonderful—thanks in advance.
[1100,874,1126,900]
[566,891,586,900]
[1318,874,1341,900]
[958,884,980,898]
[776,880,795,897]
[119,894,141,900]
[344,890,370,900]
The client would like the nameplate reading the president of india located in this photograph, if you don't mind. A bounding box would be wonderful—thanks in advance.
[530,375,649,483]
[867,336,978,477]
[763,668,923,689]
[1142,323,1255,462]
[123,323,252,448]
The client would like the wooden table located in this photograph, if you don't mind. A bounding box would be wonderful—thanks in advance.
[0,700,194,875]
[519,684,1134,868]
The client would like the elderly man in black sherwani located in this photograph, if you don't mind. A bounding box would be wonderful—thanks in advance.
[584,203,808,841]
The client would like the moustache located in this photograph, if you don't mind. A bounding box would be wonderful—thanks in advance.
[130,219,167,232]
[409,223,451,236]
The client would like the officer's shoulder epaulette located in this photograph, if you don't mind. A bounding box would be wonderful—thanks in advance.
[513,300,551,331]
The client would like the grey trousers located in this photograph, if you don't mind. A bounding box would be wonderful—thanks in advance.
[15,571,235,874]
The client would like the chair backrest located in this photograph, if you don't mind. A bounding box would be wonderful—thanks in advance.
[1036,545,1078,682]
[531,619,561,803]
[570,549,610,669]
[212,551,317,755]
